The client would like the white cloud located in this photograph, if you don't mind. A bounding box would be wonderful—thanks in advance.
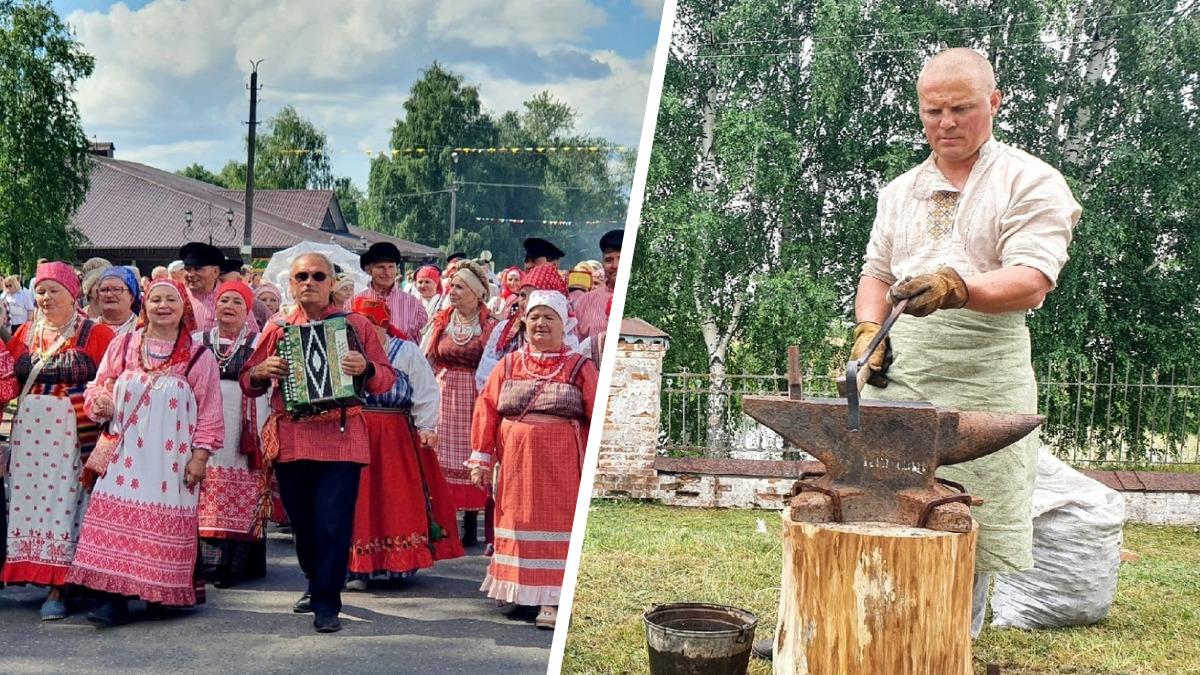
[65,0,654,189]
[632,0,666,20]
[430,0,606,48]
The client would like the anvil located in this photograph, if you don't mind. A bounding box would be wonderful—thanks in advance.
[741,395,1045,532]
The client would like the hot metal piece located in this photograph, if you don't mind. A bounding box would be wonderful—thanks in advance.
[742,395,1044,532]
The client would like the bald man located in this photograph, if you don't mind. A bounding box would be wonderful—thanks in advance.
[757,49,1082,661]
[855,48,1081,638]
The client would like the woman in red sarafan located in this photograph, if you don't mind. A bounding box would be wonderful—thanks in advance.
[468,289,597,632]
[68,279,223,625]
[425,261,496,546]
[345,297,463,589]
[2,261,113,622]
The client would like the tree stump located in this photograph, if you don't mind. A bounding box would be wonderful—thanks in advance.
[773,514,977,675]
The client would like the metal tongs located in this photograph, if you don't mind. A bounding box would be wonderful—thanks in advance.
[838,298,909,431]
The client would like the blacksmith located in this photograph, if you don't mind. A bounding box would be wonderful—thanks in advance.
[854,47,1080,638]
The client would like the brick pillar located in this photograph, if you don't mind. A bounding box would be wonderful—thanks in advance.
[593,319,669,499]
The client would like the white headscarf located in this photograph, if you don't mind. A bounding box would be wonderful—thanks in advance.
[526,290,569,323]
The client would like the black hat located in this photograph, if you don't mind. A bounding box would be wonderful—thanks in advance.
[600,229,624,253]
[179,242,224,268]
[522,237,564,262]
[360,242,402,270]
[446,251,468,263]
[219,257,244,274]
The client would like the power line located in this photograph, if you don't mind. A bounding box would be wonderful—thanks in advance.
[458,180,614,192]
[693,8,1189,49]
[383,188,455,199]
[694,35,1148,60]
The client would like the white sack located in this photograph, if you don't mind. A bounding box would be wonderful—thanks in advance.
[989,447,1125,629]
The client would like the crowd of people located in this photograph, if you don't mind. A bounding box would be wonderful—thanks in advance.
[0,228,622,634]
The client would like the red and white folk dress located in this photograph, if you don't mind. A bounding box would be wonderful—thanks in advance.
[426,309,496,511]
[68,334,223,606]
[469,347,597,606]
[195,329,269,581]
[2,317,114,586]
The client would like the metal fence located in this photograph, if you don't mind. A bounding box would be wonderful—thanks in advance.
[660,360,1200,469]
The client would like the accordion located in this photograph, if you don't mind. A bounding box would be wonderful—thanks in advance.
[276,317,363,415]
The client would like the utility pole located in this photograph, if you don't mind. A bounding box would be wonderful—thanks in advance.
[243,59,264,261]
[448,151,459,246]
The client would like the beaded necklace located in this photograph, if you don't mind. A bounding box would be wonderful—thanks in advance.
[448,308,481,346]
[210,324,249,368]
[139,332,178,374]
[32,313,79,362]
[519,345,569,381]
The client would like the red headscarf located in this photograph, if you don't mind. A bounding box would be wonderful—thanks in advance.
[141,278,196,367]
[496,263,568,348]
[499,266,523,300]
[351,296,407,341]
[521,263,567,295]
[415,265,441,285]
[216,280,255,310]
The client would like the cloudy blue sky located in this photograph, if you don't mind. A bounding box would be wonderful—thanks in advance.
[52,0,665,189]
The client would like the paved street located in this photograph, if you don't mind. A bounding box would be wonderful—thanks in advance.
[0,531,552,674]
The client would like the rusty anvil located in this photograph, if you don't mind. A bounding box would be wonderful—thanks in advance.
[741,349,1044,532]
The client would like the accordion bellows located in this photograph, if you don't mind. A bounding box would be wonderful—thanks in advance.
[277,317,363,414]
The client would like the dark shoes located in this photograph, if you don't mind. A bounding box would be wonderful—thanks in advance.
[314,612,342,633]
[461,511,479,546]
[751,638,774,661]
[293,593,312,613]
[87,600,130,627]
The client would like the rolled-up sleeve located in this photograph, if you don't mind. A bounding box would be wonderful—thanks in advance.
[996,170,1081,288]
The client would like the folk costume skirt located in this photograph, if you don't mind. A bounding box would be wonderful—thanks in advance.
[68,371,204,606]
[435,368,488,511]
[481,413,584,607]
[198,379,267,579]
[2,392,90,586]
[349,409,463,576]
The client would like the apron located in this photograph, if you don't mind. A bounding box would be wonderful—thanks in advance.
[866,309,1038,573]
[67,368,204,605]
[3,394,89,584]
[197,378,266,538]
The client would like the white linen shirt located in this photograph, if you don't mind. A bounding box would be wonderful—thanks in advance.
[862,138,1081,288]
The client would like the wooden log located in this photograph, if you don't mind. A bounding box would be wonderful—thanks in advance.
[773,514,977,675]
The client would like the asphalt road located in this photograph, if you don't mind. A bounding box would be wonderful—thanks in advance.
[0,531,553,674]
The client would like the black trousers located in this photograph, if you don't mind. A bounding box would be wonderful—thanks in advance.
[275,460,362,616]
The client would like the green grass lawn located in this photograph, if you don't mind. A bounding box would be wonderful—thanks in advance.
[562,500,1200,674]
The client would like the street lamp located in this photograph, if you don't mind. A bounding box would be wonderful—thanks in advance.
[183,205,237,245]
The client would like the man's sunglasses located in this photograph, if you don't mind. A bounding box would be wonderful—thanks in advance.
[293,271,329,282]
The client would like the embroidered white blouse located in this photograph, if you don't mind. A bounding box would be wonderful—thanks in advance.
[862,138,1081,289]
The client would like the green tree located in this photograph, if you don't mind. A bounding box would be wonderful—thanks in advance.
[177,163,227,188]
[334,176,363,226]
[362,63,497,248]
[255,105,334,190]
[0,0,93,273]
[636,0,1200,378]
[217,159,247,190]
[362,65,630,264]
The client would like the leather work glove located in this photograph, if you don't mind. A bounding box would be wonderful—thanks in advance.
[851,321,893,388]
[887,267,969,317]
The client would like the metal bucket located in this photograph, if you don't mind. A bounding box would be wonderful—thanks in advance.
[643,602,758,675]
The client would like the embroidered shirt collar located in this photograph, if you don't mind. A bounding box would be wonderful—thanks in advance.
[912,136,1002,200]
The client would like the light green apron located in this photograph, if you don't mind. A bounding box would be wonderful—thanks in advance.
[865,309,1038,573]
